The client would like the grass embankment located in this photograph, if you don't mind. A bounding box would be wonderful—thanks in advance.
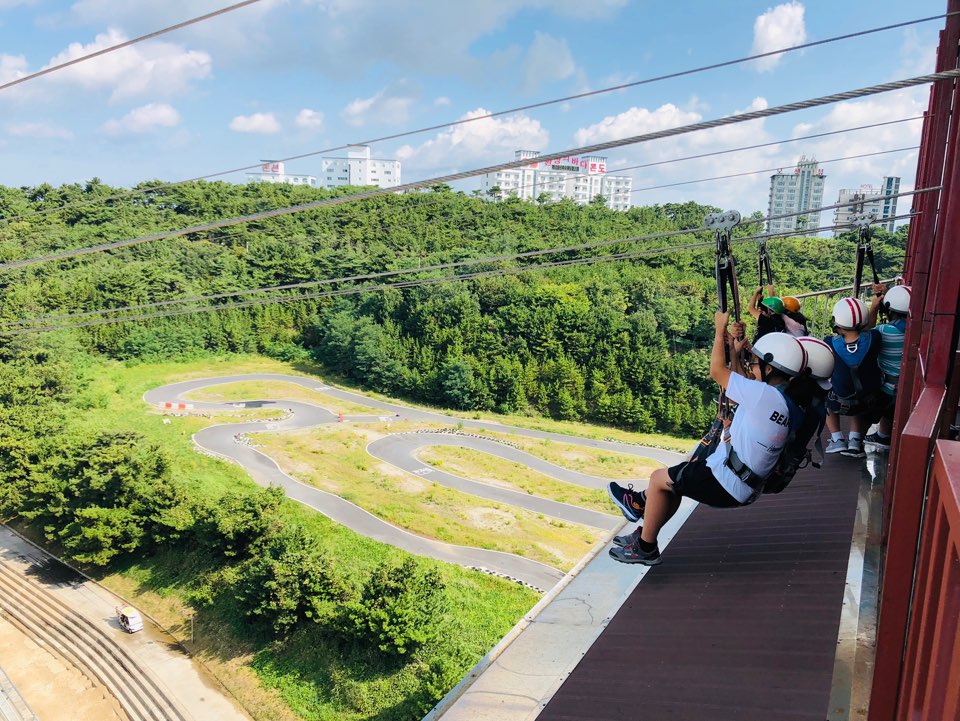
[75,357,539,720]
[72,354,688,720]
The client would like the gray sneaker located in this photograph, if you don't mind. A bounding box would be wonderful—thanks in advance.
[825,438,847,454]
[864,432,891,450]
[841,438,866,458]
[612,528,642,548]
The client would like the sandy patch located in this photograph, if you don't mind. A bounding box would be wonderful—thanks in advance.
[0,617,127,721]
[462,507,516,532]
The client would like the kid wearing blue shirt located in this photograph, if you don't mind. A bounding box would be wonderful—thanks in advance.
[824,294,884,458]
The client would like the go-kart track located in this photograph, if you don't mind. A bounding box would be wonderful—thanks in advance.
[146,374,683,591]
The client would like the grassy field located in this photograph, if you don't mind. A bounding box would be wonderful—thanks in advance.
[463,432,665,477]
[251,424,604,569]
[417,446,612,512]
[183,380,384,417]
[69,353,690,721]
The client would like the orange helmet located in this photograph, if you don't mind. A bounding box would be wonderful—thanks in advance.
[782,296,801,313]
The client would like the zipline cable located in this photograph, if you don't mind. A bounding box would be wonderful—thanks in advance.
[2,68,956,273]
[2,212,918,335]
[5,117,925,268]
[0,7,945,224]
[629,146,918,195]
[0,1,265,92]
[0,115,924,228]
[0,179,930,330]
[6,134,922,269]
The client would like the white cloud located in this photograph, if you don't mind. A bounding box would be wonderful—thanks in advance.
[342,81,419,127]
[396,108,548,172]
[0,54,28,84]
[37,28,211,100]
[521,32,576,93]
[751,2,806,72]
[7,121,73,140]
[102,103,180,136]
[895,27,937,78]
[574,103,702,147]
[0,0,37,7]
[434,96,451,107]
[785,92,925,190]
[572,97,781,214]
[295,108,324,130]
[229,112,281,134]
[55,0,632,82]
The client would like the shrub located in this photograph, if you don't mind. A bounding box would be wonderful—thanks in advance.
[345,558,449,657]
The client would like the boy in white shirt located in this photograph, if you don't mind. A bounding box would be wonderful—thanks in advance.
[608,313,805,565]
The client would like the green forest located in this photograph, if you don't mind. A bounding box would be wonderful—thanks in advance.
[0,180,906,433]
[0,180,908,720]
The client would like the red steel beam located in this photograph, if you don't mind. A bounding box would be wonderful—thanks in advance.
[871,386,947,720]
[884,5,960,540]
[871,4,960,717]
[897,441,960,720]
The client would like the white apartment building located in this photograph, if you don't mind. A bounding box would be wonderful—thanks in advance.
[483,150,633,211]
[832,176,900,235]
[765,156,826,236]
[321,145,401,189]
[246,161,317,187]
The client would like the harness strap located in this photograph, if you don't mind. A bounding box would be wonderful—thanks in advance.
[726,446,766,490]
[852,212,878,298]
[706,210,743,420]
[758,238,773,288]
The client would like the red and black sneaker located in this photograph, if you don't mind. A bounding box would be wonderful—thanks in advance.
[609,541,662,566]
[607,482,645,523]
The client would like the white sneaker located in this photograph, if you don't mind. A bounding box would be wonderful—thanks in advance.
[825,438,847,454]
[841,439,866,458]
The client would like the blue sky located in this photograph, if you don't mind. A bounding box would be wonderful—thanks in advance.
[0,0,947,218]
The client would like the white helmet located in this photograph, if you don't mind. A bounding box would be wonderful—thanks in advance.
[797,336,835,388]
[883,285,912,315]
[752,332,808,377]
[832,297,868,330]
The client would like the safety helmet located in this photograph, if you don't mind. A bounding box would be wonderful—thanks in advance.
[761,296,786,314]
[752,332,808,377]
[831,297,868,330]
[797,336,835,385]
[882,285,912,315]
[782,296,801,313]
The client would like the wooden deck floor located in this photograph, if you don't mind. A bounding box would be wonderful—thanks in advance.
[538,452,866,721]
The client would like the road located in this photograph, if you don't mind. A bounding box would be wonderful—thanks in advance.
[146,374,683,591]
[0,526,250,721]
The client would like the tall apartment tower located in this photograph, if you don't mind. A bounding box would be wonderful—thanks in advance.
[832,177,900,234]
[321,145,401,189]
[483,150,633,211]
[765,155,826,236]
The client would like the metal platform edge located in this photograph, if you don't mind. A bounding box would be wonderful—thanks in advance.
[426,497,699,721]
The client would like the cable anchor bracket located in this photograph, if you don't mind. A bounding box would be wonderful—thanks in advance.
[851,211,879,297]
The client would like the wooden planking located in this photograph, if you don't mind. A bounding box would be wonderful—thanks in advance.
[538,453,864,721]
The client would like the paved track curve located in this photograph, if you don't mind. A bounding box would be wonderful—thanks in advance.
[146,374,683,591]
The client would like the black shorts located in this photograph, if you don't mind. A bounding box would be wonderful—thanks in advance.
[667,459,743,508]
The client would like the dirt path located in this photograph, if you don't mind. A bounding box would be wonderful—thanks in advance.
[0,617,127,721]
